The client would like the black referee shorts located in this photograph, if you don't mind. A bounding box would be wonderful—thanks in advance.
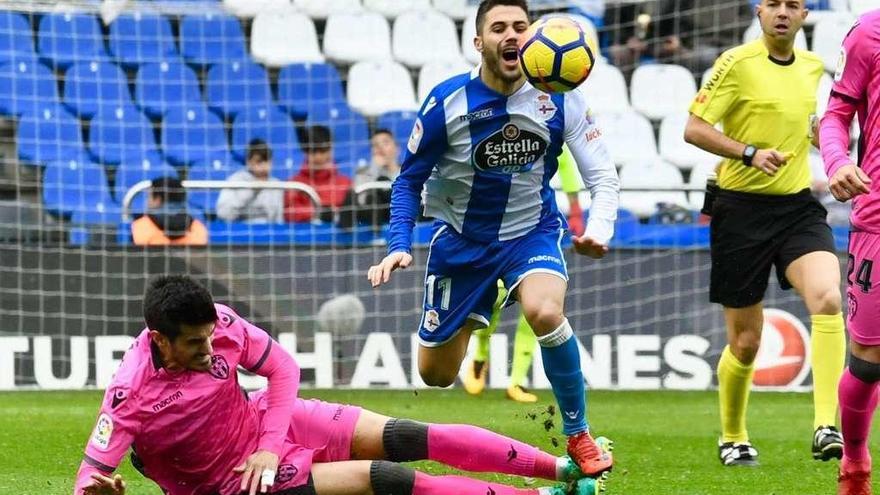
[709,188,836,308]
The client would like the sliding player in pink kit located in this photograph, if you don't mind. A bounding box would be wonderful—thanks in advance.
[820,10,880,495]
[75,275,605,495]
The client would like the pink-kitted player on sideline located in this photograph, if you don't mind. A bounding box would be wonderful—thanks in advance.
[819,10,880,495]
[74,275,606,495]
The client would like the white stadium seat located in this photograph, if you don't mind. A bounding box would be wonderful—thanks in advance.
[618,160,689,217]
[630,64,697,121]
[433,0,470,20]
[810,150,828,182]
[700,67,713,88]
[293,0,362,19]
[418,58,473,102]
[595,110,658,168]
[850,0,880,15]
[365,0,431,19]
[687,160,719,210]
[816,72,834,116]
[742,19,807,49]
[580,64,629,114]
[812,13,856,72]
[659,113,719,170]
[251,10,324,66]
[324,11,391,64]
[394,9,461,68]
[348,60,418,117]
[462,7,480,65]
[223,0,291,18]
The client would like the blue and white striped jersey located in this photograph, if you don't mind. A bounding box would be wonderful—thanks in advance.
[387,66,619,254]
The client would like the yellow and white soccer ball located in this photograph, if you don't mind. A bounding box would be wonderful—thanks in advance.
[518,17,596,93]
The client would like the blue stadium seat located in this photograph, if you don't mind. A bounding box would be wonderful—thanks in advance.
[206,60,273,120]
[135,60,202,120]
[37,13,106,70]
[114,157,178,215]
[278,63,346,120]
[160,104,229,167]
[109,13,177,69]
[377,110,417,162]
[231,106,304,180]
[63,60,132,119]
[179,13,246,67]
[307,103,371,175]
[0,59,59,117]
[187,156,240,215]
[0,11,35,63]
[88,104,158,166]
[42,153,117,219]
[17,104,84,165]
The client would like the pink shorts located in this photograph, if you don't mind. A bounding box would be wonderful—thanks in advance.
[250,392,362,493]
[847,231,880,345]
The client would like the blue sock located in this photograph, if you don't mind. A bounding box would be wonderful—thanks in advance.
[538,319,588,436]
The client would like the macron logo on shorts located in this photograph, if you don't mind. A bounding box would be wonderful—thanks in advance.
[528,255,562,265]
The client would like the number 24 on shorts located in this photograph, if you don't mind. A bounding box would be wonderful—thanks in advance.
[847,254,874,293]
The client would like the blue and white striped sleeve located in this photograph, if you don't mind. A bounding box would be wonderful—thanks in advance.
[563,89,619,245]
[386,91,449,255]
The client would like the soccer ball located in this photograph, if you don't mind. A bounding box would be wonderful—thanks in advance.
[519,18,596,93]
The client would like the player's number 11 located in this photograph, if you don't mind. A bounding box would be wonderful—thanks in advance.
[426,275,452,310]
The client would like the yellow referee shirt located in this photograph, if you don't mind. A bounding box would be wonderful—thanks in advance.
[689,39,824,195]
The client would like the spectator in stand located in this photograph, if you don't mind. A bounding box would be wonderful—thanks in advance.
[216,139,284,223]
[285,125,352,223]
[339,128,401,229]
[131,177,208,246]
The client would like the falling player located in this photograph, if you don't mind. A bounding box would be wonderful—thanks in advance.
[74,275,606,495]
[819,10,880,495]
[367,0,619,478]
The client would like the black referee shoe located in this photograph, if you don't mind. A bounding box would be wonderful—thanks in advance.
[812,425,844,461]
[718,440,759,466]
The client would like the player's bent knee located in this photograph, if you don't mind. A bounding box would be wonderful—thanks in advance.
[730,331,761,363]
[850,354,880,383]
[522,301,564,334]
[383,418,429,462]
[370,460,416,495]
[811,286,842,315]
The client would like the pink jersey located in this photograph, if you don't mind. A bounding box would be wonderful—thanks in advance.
[820,10,880,232]
[74,304,300,495]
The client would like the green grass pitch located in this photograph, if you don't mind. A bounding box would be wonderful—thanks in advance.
[0,389,868,494]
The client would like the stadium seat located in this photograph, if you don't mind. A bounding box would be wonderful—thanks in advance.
[364,0,431,18]
[108,13,177,69]
[278,63,346,120]
[0,11,35,63]
[812,13,856,72]
[293,0,363,20]
[461,7,480,65]
[687,160,718,210]
[17,104,85,165]
[579,64,629,114]
[618,160,689,217]
[187,159,240,214]
[0,59,59,117]
[323,11,392,64]
[206,60,273,119]
[224,0,291,18]
[393,9,461,68]
[433,0,471,20]
[418,58,473,102]
[88,104,158,166]
[630,64,697,121]
[849,0,880,15]
[42,154,117,220]
[230,106,305,180]
[307,104,372,174]
[658,113,719,170]
[595,110,658,168]
[377,110,417,161]
[114,155,178,215]
[251,10,324,67]
[63,60,132,119]
[135,60,203,120]
[348,60,419,117]
[742,19,807,49]
[161,105,229,167]
[37,13,106,70]
[180,13,247,67]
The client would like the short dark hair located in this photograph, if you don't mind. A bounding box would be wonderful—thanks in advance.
[476,0,529,35]
[247,138,272,162]
[150,176,186,205]
[372,128,394,139]
[143,275,216,341]
[303,125,332,153]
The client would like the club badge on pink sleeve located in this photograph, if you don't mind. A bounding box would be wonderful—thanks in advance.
[91,413,114,450]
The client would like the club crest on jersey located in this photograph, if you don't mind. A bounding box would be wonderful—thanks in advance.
[472,123,548,174]
[423,309,440,332]
[535,94,556,120]
[209,355,230,380]
[276,464,299,483]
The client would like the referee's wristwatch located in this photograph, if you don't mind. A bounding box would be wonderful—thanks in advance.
[742,144,757,167]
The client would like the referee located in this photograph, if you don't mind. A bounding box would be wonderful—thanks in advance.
[684,0,845,466]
